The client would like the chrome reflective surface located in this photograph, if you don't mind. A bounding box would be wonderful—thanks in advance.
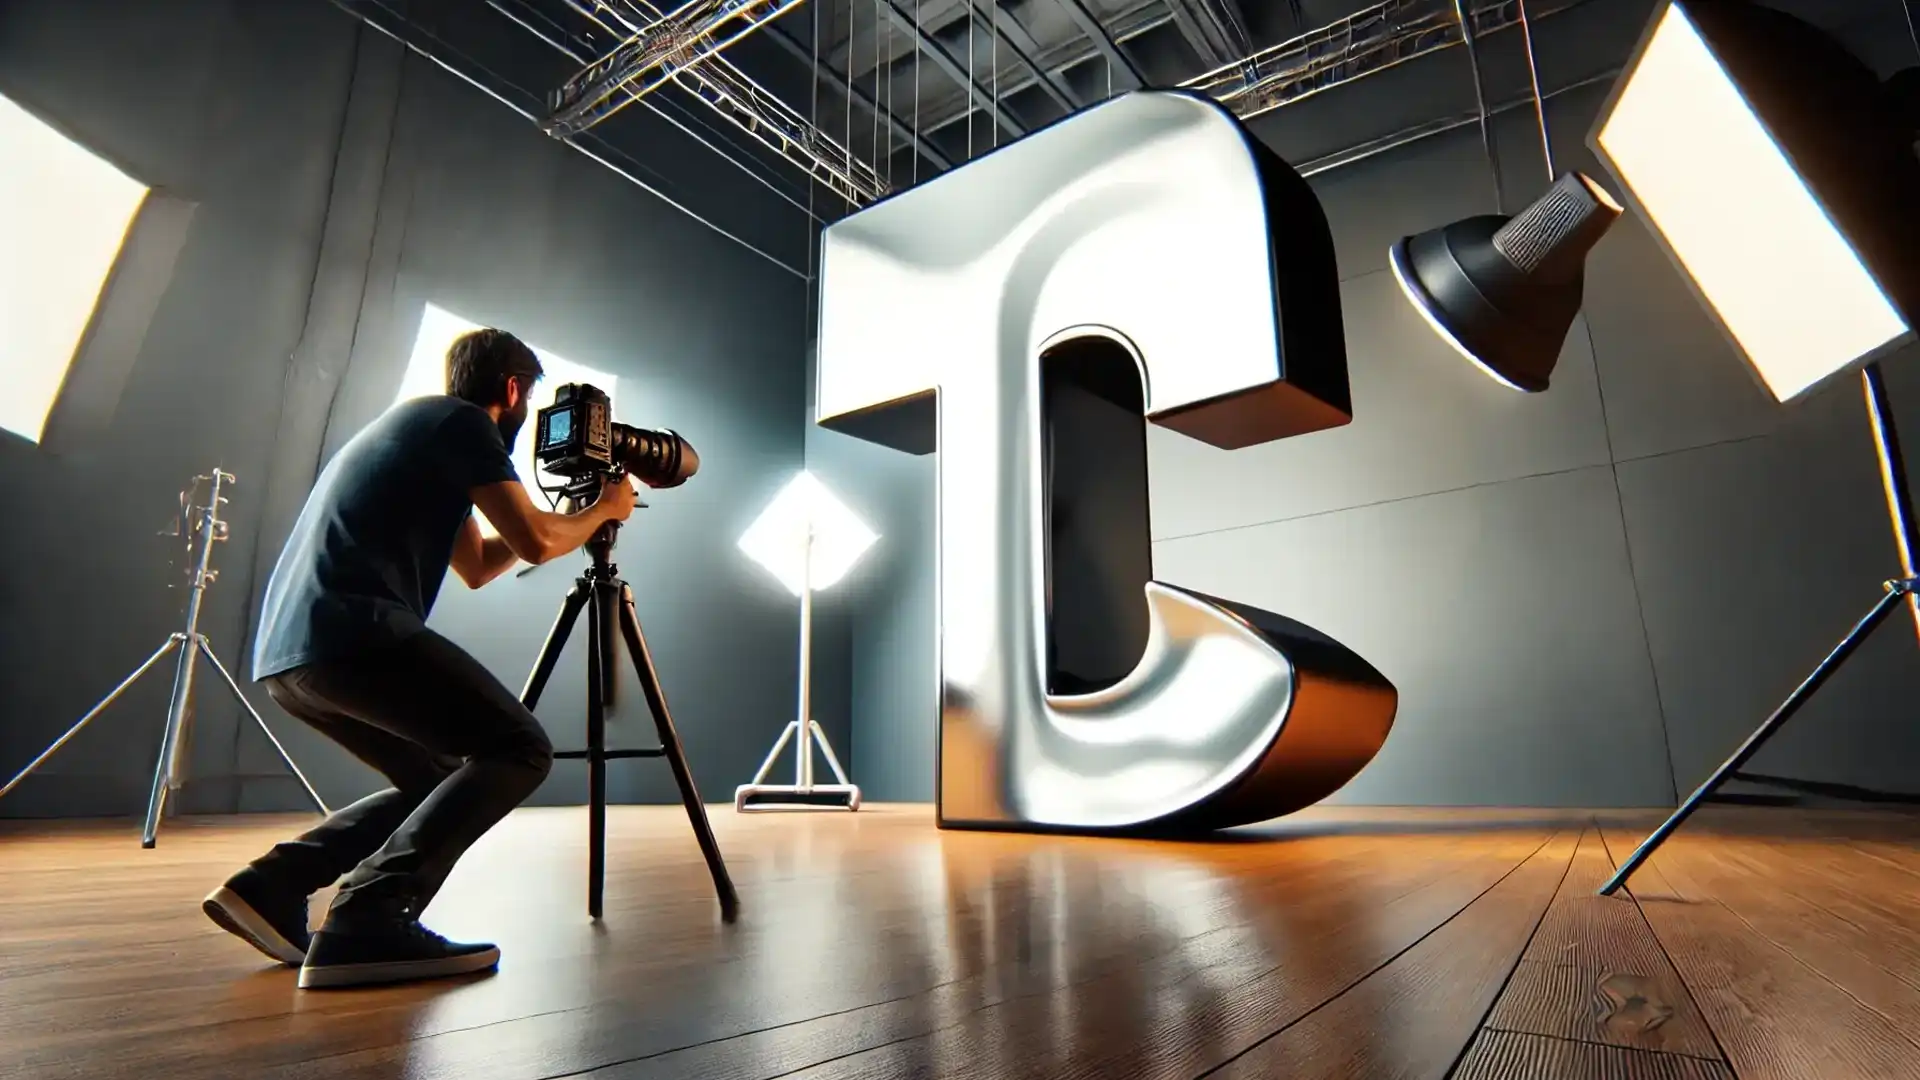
[815,90,1398,831]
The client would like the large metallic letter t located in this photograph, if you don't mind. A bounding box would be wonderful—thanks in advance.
[815,91,1398,832]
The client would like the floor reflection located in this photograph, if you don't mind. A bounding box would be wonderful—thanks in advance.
[1,805,1587,1080]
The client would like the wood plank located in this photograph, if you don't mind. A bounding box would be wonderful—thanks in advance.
[0,807,1567,1080]
[11,807,1907,1080]
[1599,820,1920,1080]
[1485,828,1723,1061]
[1203,830,1578,1079]
[661,832,1563,1080]
[1453,1030,1732,1080]
[300,830,1561,1080]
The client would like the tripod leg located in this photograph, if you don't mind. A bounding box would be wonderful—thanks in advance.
[198,638,331,815]
[618,586,740,921]
[810,722,854,787]
[0,638,179,802]
[522,582,591,709]
[144,631,205,848]
[586,585,610,920]
[598,575,619,711]
[747,724,798,788]
[1599,584,1907,896]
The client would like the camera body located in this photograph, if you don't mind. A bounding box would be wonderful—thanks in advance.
[534,382,700,492]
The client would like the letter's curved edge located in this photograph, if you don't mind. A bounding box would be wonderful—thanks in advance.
[1139,583,1398,834]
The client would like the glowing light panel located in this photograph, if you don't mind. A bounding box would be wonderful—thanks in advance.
[737,471,878,596]
[397,304,617,531]
[0,93,148,443]
[1596,2,1910,402]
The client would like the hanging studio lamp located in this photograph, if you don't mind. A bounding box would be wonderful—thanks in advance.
[1390,171,1623,393]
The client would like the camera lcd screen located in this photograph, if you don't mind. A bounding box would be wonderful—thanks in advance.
[543,408,572,449]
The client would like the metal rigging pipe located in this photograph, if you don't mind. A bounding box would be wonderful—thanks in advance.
[1452,0,1505,212]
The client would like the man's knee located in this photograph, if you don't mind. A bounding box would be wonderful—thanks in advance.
[498,716,553,782]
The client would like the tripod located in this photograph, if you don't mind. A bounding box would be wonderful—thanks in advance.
[520,517,738,921]
[0,469,329,846]
[1601,362,1920,895]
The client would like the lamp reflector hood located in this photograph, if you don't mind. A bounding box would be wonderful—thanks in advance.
[1390,171,1621,393]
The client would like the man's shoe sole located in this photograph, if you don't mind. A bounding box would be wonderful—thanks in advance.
[297,947,502,990]
[202,886,307,965]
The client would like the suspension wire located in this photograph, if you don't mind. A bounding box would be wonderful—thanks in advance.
[807,0,823,347]
[873,0,881,185]
[1517,0,1554,182]
[844,2,855,212]
[991,0,999,149]
[968,1,976,160]
[886,13,895,189]
[913,0,922,184]
[1452,0,1506,213]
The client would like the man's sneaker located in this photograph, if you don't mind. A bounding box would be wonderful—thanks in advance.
[203,868,311,965]
[297,922,500,989]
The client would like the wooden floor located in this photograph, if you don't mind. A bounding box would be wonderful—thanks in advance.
[2,804,1918,1079]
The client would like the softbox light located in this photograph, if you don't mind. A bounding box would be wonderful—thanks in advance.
[1589,0,1920,403]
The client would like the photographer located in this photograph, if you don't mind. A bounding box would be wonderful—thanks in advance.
[203,328,635,989]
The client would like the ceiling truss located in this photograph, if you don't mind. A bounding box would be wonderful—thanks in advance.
[365,0,1598,218]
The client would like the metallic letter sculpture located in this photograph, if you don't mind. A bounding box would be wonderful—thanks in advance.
[816,91,1398,832]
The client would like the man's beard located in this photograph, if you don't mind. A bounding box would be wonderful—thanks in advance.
[499,403,529,453]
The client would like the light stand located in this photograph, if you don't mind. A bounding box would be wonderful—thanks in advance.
[520,515,739,921]
[0,468,329,846]
[1601,362,1920,895]
[735,528,862,812]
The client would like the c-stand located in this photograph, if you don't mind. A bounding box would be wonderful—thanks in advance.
[0,468,329,844]
[520,516,739,921]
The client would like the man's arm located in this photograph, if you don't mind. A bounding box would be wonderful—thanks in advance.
[470,477,634,567]
[448,516,522,589]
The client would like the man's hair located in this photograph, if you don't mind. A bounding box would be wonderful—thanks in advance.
[446,328,543,406]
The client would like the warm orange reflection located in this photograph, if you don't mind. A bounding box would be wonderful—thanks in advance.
[1,805,1586,1079]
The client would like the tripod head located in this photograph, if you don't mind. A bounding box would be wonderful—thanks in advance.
[585,519,621,575]
[556,473,647,580]
[161,469,236,590]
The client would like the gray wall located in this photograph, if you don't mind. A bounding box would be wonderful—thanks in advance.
[830,0,1920,807]
[0,0,819,817]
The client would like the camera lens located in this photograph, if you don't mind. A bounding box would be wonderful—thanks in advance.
[611,424,699,488]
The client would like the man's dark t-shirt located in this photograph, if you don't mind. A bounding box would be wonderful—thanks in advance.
[253,396,518,680]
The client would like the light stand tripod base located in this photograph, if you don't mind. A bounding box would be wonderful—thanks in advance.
[735,786,862,812]
[734,719,861,812]
[1598,575,1915,897]
[1,467,328,845]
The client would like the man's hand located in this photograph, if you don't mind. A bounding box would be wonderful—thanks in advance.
[473,477,632,567]
[598,476,638,523]
[449,516,522,588]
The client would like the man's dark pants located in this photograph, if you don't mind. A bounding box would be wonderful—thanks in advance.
[250,630,554,926]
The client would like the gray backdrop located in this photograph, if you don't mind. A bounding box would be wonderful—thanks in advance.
[0,0,826,818]
[7,0,1920,820]
[820,0,1920,807]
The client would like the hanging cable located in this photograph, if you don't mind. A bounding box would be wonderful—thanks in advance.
[913,0,921,184]
[1517,0,1554,181]
[852,5,860,212]
[805,0,822,348]
[968,1,976,160]
[992,0,1000,149]
[873,0,882,185]
[887,14,895,190]
[1452,0,1505,213]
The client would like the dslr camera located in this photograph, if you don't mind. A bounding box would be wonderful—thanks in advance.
[534,383,699,499]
